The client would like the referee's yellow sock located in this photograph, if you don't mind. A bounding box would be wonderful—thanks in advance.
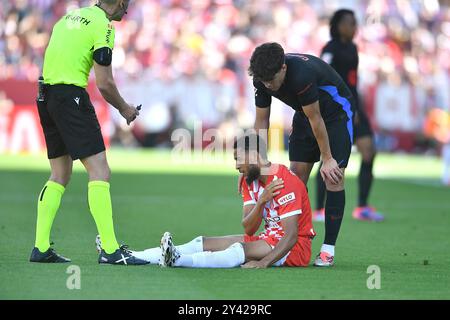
[35,181,65,252]
[88,181,119,254]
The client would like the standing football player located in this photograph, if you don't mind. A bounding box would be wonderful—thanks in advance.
[314,9,384,222]
[248,42,353,266]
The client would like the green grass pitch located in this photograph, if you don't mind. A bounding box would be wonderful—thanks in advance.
[0,150,449,299]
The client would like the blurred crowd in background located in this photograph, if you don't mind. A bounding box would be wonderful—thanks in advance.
[0,0,449,153]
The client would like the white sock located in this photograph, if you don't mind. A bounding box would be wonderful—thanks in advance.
[131,248,161,264]
[131,236,204,264]
[175,236,203,254]
[173,254,194,267]
[174,243,245,268]
[321,244,335,256]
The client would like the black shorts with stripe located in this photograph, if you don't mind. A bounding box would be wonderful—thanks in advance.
[37,84,105,160]
[288,112,352,168]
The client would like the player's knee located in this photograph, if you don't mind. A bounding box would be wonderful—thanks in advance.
[88,164,111,182]
[358,138,376,162]
[49,176,71,187]
[361,149,376,163]
[226,242,245,267]
[49,169,72,186]
[325,179,344,192]
[240,242,255,262]
[230,242,245,254]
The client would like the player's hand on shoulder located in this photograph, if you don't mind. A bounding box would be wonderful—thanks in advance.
[258,179,284,204]
[120,103,140,125]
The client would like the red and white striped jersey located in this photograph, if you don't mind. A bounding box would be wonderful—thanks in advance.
[241,164,316,242]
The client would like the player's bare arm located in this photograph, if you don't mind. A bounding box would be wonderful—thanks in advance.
[254,106,271,140]
[241,203,262,236]
[93,62,139,125]
[237,106,272,194]
[241,179,284,235]
[302,100,343,184]
[242,215,298,269]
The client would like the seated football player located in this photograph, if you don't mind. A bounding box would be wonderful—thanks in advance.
[96,133,316,268]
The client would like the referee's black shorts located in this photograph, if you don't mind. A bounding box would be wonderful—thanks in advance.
[36,84,105,160]
[288,112,352,168]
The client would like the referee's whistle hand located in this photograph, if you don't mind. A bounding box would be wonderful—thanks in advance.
[120,103,140,125]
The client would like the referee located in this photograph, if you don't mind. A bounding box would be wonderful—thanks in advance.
[30,0,147,265]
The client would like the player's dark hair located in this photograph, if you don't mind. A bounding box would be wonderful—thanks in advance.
[233,133,267,160]
[248,42,285,82]
[330,9,355,39]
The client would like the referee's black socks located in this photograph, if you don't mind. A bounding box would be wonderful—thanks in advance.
[324,190,345,246]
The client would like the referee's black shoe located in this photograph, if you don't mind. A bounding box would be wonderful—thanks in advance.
[30,247,71,263]
[98,245,148,265]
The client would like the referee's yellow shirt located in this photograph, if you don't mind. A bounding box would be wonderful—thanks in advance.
[43,5,115,88]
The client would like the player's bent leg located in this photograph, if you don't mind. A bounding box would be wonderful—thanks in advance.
[324,172,345,192]
[203,235,245,252]
[242,240,273,262]
[179,242,246,268]
[127,235,243,265]
[160,232,265,268]
[314,172,345,267]
[312,110,352,267]
[31,155,73,262]
[289,161,314,185]
[280,237,312,267]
